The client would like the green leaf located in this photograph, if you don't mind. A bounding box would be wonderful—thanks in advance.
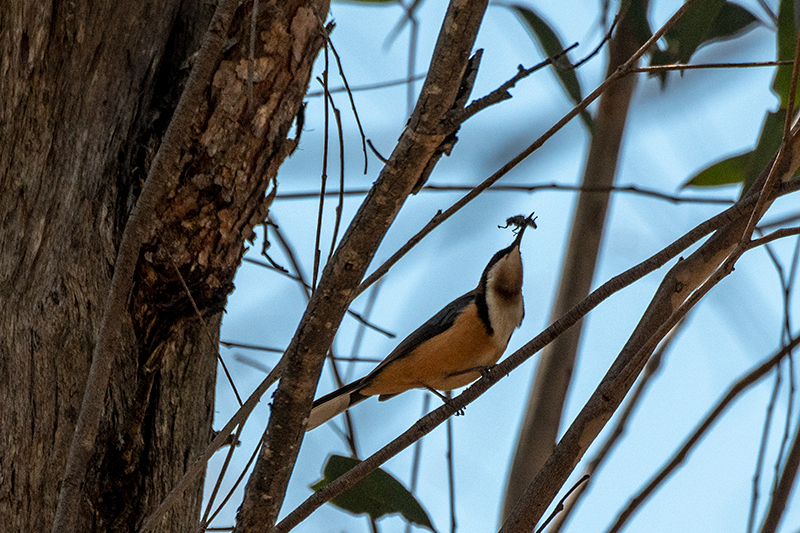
[683,110,786,192]
[664,0,726,65]
[650,0,759,86]
[683,151,751,187]
[312,455,436,531]
[742,109,786,193]
[706,2,759,42]
[509,5,592,130]
[772,0,799,108]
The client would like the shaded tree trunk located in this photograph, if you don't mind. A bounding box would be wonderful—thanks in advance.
[0,0,327,531]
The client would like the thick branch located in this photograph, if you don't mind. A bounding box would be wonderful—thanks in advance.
[232,1,490,530]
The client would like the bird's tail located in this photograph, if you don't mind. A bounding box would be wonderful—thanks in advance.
[306,379,368,431]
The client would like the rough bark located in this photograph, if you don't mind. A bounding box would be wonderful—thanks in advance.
[0,0,327,531]
[503,4,645,517]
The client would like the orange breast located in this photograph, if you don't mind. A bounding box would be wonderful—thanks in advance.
[360,303,505,397]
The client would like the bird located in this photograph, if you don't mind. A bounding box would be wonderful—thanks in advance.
[306,214,536,431]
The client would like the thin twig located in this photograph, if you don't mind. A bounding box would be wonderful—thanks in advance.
[224,341,382,364]
[271,181,800,533]
[570,1,621,70]
[312,71,330,292]
[242,256,396,338]
[405,393,430,533]
[275,182,734,204]
[201,439,263,531]
[201,423,245,526]
[169,254,243,406]
[322,26,369,174]
[233,354,272,374]
[607,333,800,533]
[445,391,457,533]
[445,43,579,130]
[320,80,346,261]
[749,366,781,533]
[305,73,427,97]
[220,340,283,353]
[535,476,590,533]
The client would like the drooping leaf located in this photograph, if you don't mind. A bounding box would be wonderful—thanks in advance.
[772,0,799,108]
[706,2,759,42]
[650,1,759,86]
[311,454,436,531]
[683,151,751,187]
[683,110,786,191]
[663,0,726,65]
[509,5,592,130]
[742,109,786,194]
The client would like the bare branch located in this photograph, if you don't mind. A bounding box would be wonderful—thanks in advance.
[233,1,493,530]
[547,320,683,533]
[275,182,735,204]
[271,181,800,533]
[630,59,793,73]
[607,333,800,533]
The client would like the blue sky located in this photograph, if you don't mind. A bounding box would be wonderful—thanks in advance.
[206,1,800,531]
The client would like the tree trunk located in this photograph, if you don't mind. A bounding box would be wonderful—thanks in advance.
[0,1,327,531]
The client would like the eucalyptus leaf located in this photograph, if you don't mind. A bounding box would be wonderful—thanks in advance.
[312,454,436,531]
[772,0,799,108]
[510,4,592,129]
[649,0,759,86]
[683,151,750,188]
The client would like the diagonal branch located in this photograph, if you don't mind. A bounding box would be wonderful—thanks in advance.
[352,0,703,301]
[232,1,492,530]
[500,59,800,533]
[270,180,800,533]
[606,332,800,533]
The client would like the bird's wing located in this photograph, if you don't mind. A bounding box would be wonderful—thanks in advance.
[363,291,477,381]
[307,291,476,430]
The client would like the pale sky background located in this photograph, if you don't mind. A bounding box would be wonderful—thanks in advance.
[205,1,800,532]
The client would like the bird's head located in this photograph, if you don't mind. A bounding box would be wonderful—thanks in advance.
[480,213,536,298]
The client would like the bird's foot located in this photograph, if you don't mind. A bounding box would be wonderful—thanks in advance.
[424,386,465,416]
